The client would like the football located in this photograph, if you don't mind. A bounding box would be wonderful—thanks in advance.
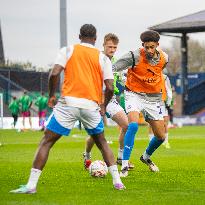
[89,160,108,177]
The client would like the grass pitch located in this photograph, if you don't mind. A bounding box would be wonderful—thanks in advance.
[0,126,205,205]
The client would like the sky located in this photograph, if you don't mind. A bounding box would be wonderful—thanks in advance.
[0,0,205,69]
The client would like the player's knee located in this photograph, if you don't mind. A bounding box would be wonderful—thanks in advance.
[121,123,128,132]
[155,133,165,140]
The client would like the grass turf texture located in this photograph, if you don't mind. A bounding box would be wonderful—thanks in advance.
[0,126,205,205]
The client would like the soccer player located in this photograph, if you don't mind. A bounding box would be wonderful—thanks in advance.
[19,91,32,129]
[113,30,168,177]
[148,74,173,149]
[83,33,134,170]
[10,24,125,194]
[35,92,48,130]
[8,96,20,128]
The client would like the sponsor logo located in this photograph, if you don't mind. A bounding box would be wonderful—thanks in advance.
[125,145,131,149]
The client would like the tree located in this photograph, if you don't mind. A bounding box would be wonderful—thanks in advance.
[162,38,205,74]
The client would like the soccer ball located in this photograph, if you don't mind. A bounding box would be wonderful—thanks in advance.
[89,160,108,177]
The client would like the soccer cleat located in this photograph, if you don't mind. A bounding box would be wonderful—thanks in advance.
[84,159,92,170]
[114,183,126,190]
[140,155,159,172]
[10,185,36,194]
[128,162,135,170]
[116,158,134,170]
[119,166,129,177]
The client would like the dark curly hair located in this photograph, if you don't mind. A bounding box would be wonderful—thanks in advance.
[80,24,96,38]
[140,30,160,42]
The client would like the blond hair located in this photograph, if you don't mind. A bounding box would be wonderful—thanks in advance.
[104,33,119,44]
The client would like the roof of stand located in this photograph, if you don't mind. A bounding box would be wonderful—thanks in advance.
[149,10,205,33]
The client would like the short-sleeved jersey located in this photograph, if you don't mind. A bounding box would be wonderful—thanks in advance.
[9,100,20,115]
[55,43,114,110]
[19,95,32,112]
[35,96,48,111]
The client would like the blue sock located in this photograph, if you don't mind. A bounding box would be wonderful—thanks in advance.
[123,122,138,160]
[146,136,164,156]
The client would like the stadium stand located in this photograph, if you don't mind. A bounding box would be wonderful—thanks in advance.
[0,68,60,117]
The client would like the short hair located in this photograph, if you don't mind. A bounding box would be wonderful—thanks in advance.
[80,24,96,38]
[104,33,119,44]
[140,30,160,42]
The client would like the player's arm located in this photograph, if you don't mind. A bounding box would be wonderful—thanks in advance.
[48,64,64,108]
[48,46,70,108]
[100,53,114,116]
[165,76,173,107]
[112,50,140,72]
[100,79,114,116]
[104,79,114,107]
[162,51,169,70]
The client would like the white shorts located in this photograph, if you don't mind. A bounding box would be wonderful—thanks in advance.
[161,102,168,117]
[106,98,124,118]
[46,99,103,136]
[125,90,164,121]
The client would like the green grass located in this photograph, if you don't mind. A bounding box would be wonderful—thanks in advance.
[0,126,205,205]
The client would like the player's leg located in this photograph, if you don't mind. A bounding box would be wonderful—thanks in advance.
[120,91,142,177]
[83,136,94,169]
[140,119,165,172]
[10,119,65,194]
[140,100,165,172]
[148,124,154,141]
[162,103,170,147]
[81,109,125,190]
[22,112,25,129]
[106,99,128,164]
[91,131,125,190]
[28,111,32,129]
[13,114,18,128]
[38,112,40,127]
[112,110,134,169]
[163,115,170,148]
[10,101,73,194]
[120,111,139,177]
[39,111,46,130]
[32,130,62,170]
[15,115,18,128]
[112,110,128,161]
[25,129,62,191]
[160,103,170,148]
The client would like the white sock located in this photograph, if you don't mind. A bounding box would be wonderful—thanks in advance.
[26,168,42,189]
[164,133,168,144]
[108,165,122,185]
[85,152,91,160]
[122,160,129,169]
[143,151,150,160]
[118,148,123,159]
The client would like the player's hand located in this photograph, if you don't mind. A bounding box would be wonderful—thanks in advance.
[48,96,56,108]
[99,104,106,116]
